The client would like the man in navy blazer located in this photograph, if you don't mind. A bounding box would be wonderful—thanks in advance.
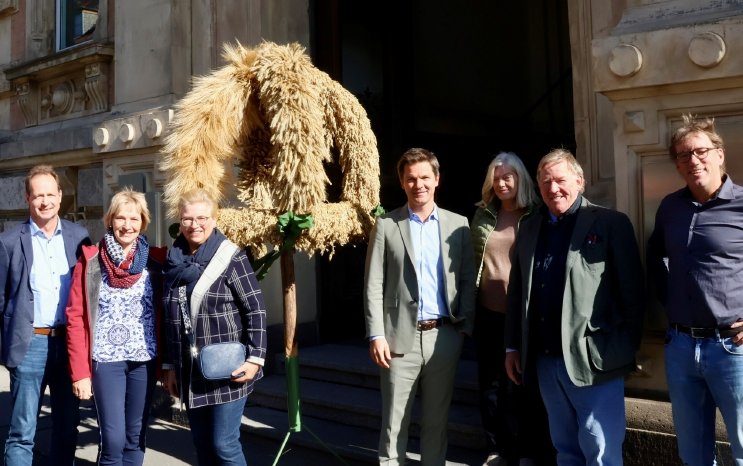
[0,165,90,466]
[505,149,644,466]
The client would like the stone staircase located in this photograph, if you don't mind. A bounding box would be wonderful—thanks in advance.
[242,343,485,465]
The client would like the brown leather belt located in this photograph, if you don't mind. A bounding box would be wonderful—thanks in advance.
[33,327,65,337]
[416,317,451,331]
[672,323,738,339]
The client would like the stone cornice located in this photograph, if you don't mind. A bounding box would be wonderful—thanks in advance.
[5,43,114,127]
[4,43,114,81]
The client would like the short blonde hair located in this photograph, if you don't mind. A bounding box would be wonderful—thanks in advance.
[178,189,218,218]
[105,187,151,231]
[537,148,585,193]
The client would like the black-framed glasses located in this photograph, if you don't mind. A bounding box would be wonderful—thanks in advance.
[675,147,717,163]
[180,216,210,227]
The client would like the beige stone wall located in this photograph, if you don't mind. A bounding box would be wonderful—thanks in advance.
[0,0,315,327]
[0,3,12,133]
[571,0,743,394]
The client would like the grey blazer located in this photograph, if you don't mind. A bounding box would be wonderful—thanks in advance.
[505,197,645,387]
[0,219,90,368]
[364,205,476,354]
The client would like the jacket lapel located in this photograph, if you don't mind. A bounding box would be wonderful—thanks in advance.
[60,219,79,268]
[566,198,596,274]
[437,210,453,313]
[519,212,541,311]
[20,222,33,273]
[395,208,419,276]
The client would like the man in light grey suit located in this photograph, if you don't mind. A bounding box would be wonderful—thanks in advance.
[365,148,476,466]
[505,149,644,466]
[0,165,90,466]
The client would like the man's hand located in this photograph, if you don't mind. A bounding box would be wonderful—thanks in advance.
[162,369,179,398]
[505,351,522,385]
[231,361,261,383]
[72,377,93,400]
[369,338,392,369]
[731,321,743,346]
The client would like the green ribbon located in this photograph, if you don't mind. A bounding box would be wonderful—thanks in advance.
[253,211,314,281]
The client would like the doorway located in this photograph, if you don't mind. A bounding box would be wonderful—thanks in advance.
[312,0,575,342]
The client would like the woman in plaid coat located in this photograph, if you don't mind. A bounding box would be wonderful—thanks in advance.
[161,189,267,466]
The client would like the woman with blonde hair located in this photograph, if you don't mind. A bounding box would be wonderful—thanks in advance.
[161,189,266,466]
[470,152,553,466]
[66,187,166,465]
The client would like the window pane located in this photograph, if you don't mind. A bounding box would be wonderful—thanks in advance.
[58,0,99,50]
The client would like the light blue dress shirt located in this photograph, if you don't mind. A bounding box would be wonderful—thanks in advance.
[408,206,448,321]
[29,218,72,327]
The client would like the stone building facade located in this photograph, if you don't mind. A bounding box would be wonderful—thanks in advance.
[0,0,316,332]
[1,0,743,430]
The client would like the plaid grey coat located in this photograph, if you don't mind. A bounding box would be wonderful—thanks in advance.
[163,246,267,408]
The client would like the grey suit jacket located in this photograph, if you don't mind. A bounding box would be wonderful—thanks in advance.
[0,218,90,368]
[505,198,644,386]
[364,205,476,354]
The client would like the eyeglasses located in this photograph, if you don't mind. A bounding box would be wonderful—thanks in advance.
[675,147,718,163]
[180,216,210,227]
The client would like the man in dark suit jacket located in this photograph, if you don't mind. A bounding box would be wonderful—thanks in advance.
[365,148,476,466]
[505,149,644,466]
[0,165,90,466]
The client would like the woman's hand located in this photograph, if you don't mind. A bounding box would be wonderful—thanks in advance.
[231,361,261,383]
[72,377,93,400]
[162,369,179,397]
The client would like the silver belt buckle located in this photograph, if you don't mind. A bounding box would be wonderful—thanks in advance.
[688,327,707,338]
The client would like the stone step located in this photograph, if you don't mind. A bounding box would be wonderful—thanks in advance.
[277,343,480,406]
[251,375,485,450]
[242,405,484,466]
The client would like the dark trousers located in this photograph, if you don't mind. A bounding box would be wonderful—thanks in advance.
[473,305,556,465]
[92,359,156,466]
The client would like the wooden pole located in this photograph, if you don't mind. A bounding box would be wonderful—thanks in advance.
[280,250,298,358]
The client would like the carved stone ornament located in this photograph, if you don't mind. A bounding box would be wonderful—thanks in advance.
[0,0,18,18]
[5,43,113,127]
[609,44,643,78]
[15,81,38,126]
[688,32,726,68]
[94,127,110,147]
[85,62,108,111]
[50,82,74,116]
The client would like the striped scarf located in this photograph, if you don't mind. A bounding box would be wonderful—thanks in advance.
[99,232,149,288]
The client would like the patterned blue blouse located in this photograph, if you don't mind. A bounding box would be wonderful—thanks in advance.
[93,269,156,362]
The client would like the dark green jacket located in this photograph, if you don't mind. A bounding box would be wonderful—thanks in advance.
[505,197,645,386]
[470,200,538,289]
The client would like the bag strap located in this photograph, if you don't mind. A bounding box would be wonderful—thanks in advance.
[178,240,239,358]
[177,286,197,358]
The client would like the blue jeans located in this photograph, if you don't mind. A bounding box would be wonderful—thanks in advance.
[537,355,625,466]
[92,359,155,466]
[186,397,248,466]
[4,334,80,466]
[665,328,743,466]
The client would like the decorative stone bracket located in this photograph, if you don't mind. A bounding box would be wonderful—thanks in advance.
[0,0,18,18]
[5,43,113,127]
[93,108,175,154]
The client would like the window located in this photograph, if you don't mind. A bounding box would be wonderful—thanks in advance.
[56,0,99,50]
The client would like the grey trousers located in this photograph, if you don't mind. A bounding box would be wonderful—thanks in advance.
[378,324,463,466]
